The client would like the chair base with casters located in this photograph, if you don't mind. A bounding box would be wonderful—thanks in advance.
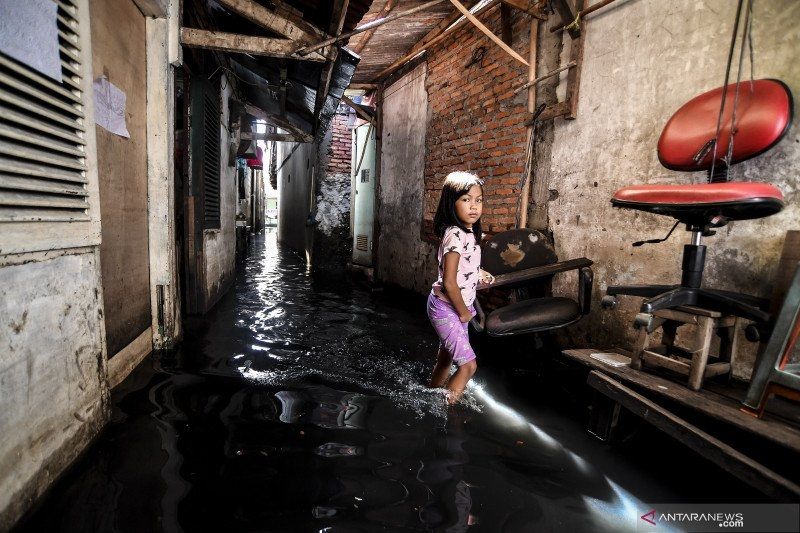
[740,262,800,418]
[602,79,791,329]
[468,229,593,338]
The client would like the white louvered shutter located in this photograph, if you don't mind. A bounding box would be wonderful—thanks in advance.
[0,0,90,224]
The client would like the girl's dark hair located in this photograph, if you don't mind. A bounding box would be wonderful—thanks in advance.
[433,171,483,242]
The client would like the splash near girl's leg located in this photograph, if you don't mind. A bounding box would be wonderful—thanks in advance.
[426,294,477,402]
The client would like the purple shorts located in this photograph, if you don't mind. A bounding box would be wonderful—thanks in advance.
[427,293,476,367]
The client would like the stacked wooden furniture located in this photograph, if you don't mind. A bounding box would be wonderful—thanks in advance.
[630,306,742,391]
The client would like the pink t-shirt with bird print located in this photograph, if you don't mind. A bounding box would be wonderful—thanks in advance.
[431,226,481,307]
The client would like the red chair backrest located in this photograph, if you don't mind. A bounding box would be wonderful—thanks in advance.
[658,79,792,172]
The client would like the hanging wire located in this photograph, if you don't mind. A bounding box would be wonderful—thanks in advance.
[708,0,745,183]
[723,0,755,181]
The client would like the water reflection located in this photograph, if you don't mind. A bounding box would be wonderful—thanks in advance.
[20,232,687,532]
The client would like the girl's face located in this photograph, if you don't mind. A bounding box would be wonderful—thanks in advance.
[454,184,483,228]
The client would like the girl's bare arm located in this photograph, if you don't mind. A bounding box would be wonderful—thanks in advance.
[442,252,472,322]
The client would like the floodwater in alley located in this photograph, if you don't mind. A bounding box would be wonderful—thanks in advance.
[19,231,764,533]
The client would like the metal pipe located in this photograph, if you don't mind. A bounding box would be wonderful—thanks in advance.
[297,0,447,55]
[692,231,702,246]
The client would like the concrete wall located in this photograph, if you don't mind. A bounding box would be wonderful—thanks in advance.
[377,63,437,292]
[203,74,237,308]
[278,142,317,259]
[90,0,152,357]
[0,251,109,528]
[543,0,800,378]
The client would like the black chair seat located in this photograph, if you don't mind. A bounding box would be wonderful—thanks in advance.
[485,297,581,337]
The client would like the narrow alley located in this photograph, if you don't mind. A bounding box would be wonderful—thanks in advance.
[18,233,764,531]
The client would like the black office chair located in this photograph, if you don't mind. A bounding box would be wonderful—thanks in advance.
[471,229,593,337]
[601,79,791,329]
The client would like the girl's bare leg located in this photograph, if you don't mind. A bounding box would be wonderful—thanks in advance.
[429,347,453,388]
[446,360,477,404]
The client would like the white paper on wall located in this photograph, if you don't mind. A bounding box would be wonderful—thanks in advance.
[0,0,63,82]
[93,76,130,138]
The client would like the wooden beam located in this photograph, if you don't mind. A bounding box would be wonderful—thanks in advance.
[374,0,502,81]
[500,3,513,45]
[501,0,546,18]
[214,0,324,43]
[565,0,586,118]
[341,95,375,125]
[298,0,446,55]
[552,0,580,37]
[132,0,168,17]
[351,0,397,55]
[243,102,314,143]
[587,371,800,501]
[447,0,528,66]
[550,0,619,34]
[348,83,377,90]
[179,28,326,61]
[241,132,306,142]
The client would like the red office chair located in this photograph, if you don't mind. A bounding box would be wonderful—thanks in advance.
[602,79,792,327]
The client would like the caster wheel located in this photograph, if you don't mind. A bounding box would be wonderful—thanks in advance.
[601,295,618,309]
[633,312,653,329]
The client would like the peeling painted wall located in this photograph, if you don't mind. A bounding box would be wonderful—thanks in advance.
[0,250,108,528]
[204,75,237,309]
[378,63,437,292]
[278,142,317,260]
[313,112,353,269]
[544,0,800,378]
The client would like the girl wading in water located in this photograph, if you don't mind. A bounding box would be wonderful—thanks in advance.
[427,172,494,404]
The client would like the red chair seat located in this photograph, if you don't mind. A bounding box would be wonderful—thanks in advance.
[612,182,784,223]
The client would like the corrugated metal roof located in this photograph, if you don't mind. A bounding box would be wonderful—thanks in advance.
[346,0,459,83]
[189,0,376,137]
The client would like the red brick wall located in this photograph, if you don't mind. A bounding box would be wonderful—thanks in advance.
[326,112,353,175]
[422,9,530,241]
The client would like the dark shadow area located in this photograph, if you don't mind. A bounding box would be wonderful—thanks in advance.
[17,233,763,533]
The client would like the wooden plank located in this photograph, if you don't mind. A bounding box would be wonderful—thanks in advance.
[517,18,537,228]
[447,0,528,66]
[214,0,323,43]
[241,132,305,142]
[500,3,512,45]
[565,0,586,119]
[179,28,326,61]
[501,0,546,18]
[351,0,397,55]
[341,94,375,125]
[107,326,153,389]
[563,348,800,453]
[552,0,579,38]
[587,370,800,501]
[132,0,167,18]
[242,102,313,143]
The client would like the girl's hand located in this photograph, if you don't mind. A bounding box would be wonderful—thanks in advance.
[478,269,495,286]
[459,310,474,323]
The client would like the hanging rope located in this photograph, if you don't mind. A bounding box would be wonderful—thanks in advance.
[708,0,745,182]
